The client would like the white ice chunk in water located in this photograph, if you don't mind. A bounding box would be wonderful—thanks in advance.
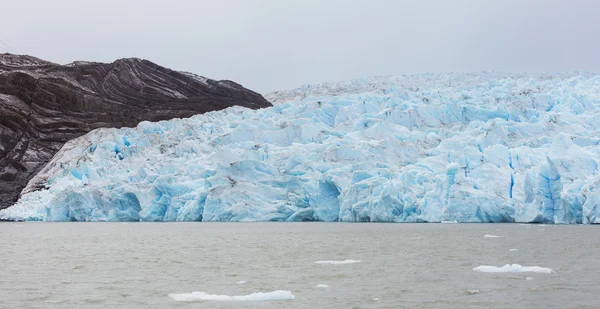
[315,284,329,288]
[509,249,519,252]
[236,280,247,284]
[314,260,361,264]
[484,235,502,238]
[168,290,295,302]
[473,264,553,274]
[526,277,534,280]
[466,289,480,294]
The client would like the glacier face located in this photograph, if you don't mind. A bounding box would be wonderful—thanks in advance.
[1,72,599,223]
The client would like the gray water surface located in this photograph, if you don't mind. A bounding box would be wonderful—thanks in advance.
[1,223,599,309]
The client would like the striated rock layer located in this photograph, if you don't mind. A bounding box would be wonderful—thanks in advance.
[0,54,270,209]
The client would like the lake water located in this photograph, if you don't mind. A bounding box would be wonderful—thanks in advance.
[0,223,598,309]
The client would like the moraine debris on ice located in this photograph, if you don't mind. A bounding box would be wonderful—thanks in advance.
[1,72,599,223]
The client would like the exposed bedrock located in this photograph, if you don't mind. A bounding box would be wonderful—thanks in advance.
[0,53,270,209]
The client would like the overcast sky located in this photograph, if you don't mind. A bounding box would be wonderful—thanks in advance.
[1,0,599,93]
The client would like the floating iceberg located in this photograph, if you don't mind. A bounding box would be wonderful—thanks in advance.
[168,290,295,302]
[473,264,553,274]
[314,260,362,265]
[1,72,599,223]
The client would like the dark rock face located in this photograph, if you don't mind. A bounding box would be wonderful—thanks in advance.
[0,53,271,209]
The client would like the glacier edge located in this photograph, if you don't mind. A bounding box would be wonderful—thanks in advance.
[1,72,599,223]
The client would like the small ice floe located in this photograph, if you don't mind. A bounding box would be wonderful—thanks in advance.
[44,300,64,304]
[372,297,380,301]
[526,277,534,280]
[484,235,502,238]
[465,289,480,294]
[473,264,553,274]
[509,249,519,252]
[441,220,458,224]
[168,290,295,302]
[236,280,247,285]
[314,260,361,265]
[71,265,83,270]
[315,284,329,288]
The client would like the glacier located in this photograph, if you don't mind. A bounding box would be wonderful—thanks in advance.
[1,72,599,223]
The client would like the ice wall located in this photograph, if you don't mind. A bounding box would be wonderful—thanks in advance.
[2,72,599,223]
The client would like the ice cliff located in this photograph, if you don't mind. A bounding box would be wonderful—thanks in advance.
[2,72,599,223]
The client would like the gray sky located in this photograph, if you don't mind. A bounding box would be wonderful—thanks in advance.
[1,0,599,93]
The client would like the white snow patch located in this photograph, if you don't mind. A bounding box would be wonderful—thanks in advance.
[315,260,361,265]
[484,235,502,238]
[315,284,329,288]
[473,264,553,274]
[168,290,295,302]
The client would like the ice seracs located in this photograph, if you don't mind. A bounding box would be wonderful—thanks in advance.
[1,72,599,223]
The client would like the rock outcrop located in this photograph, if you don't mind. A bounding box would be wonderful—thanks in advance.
[0,53,270,209]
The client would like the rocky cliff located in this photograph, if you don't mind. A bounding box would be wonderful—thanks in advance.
[0,53,270,209]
